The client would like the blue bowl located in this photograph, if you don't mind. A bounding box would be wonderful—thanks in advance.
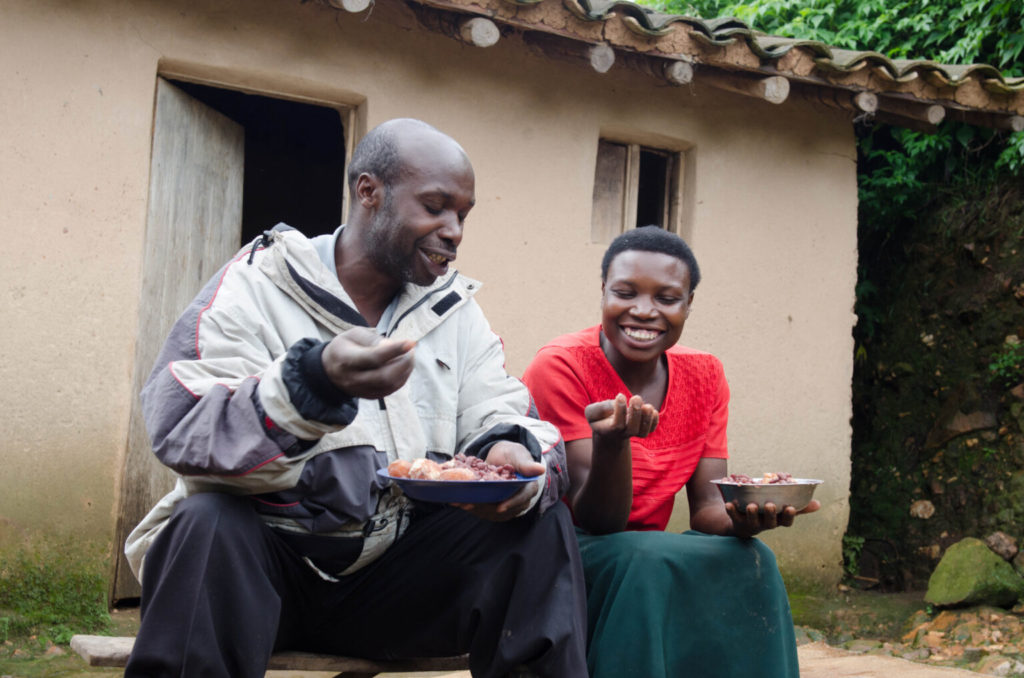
[377,468,536,504]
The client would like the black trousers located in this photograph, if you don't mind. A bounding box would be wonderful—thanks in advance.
[124,492,588,678]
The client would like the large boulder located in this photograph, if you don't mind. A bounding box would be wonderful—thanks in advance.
[925,538,1024,609]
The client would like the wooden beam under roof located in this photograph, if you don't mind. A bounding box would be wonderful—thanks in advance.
[326,0,1024,130]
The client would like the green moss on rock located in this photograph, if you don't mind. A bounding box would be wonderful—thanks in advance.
[925,538,1024,609]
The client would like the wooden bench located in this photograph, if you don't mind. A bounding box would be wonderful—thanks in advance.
[70,635,470,677]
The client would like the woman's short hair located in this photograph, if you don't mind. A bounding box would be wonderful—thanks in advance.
[601,225,701,292]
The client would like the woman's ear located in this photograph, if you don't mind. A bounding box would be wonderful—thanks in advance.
[685,291,695,318]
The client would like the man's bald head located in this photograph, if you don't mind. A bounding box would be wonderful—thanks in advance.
[346,118,469,194]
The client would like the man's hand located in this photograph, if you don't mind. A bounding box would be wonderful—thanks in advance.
[725,499,822,538]
[584,393,659,442]
[449,441,544,521]
[322,327,416,400]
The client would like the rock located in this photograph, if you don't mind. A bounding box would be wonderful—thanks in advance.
[792,626,825,645]
[963,646,988,662]
[843,638,883,653]
[910,499,936,519]
[902,609,932,636]
[924,383,991,448]
[1007,472,1024,528]
[986,532,1019,561]
[976,654,1024,676]
[950,621,976,643]
[902,622,928,645]
[866,646,895,657]
[951,411,998,433]
[900,647,930,661]
[925,538,1024,609]
[930,610,961,631]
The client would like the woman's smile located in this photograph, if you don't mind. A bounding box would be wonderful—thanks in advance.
[621,326,663,342]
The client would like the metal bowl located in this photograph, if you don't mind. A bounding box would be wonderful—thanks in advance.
[710,478,822,512]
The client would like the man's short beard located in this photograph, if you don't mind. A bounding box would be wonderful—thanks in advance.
[365,190,415,285]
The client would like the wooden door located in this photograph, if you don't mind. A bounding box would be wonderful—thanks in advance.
[111,78,244,602]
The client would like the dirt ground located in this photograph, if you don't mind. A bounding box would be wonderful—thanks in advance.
[415,647,985,678]
[4,595,1021,677]
[0,643,988,678]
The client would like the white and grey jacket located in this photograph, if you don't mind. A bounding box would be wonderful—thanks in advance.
[125,225,568,581]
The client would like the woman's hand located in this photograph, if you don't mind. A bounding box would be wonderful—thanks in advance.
[725,499,822,538]
[564,394,655,535]
[688,458,822,538]
[584,393,659,442]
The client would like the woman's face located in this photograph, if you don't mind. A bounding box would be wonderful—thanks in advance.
[601,249,693,364]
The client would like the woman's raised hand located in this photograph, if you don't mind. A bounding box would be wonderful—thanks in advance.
[584,393,659,442]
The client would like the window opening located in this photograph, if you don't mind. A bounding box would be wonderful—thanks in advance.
[637,149,670,229]
[591,139,681,243]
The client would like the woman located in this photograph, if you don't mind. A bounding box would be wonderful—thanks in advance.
[522,226,820,678]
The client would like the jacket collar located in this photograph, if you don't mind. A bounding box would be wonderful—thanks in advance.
[259,228,481,341]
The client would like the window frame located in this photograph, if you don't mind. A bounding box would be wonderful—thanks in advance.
[590,137,687,243]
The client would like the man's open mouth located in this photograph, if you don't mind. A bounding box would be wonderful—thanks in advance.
[425,252,449,265]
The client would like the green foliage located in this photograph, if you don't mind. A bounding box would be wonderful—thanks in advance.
[0,547,110,645]
[636,0,1024,191]
[842,535,866,579]
[988,341,1024,388]
[654,0,1024,76]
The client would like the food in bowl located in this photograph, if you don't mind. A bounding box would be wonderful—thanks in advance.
[711,473,822,512]
[723,472,795,485]
[388,454,517,481]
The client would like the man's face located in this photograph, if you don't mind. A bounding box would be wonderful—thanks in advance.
[364,136,476,287]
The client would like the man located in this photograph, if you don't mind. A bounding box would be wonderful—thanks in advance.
[123,118,588,678]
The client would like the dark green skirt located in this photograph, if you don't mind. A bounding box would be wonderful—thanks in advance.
[577,529,799,678]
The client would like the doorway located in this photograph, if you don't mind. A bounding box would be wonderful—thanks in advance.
[112,77,349,603]
[171,79,346,242]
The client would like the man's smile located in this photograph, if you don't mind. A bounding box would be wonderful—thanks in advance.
[424,251,452,265]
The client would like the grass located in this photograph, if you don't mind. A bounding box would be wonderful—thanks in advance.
[0,541,115,677]
[790,587,929,644]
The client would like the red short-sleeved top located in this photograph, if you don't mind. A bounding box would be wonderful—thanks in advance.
[522,325,730,532]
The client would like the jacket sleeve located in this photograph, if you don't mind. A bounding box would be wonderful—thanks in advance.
[139,256,357,494]
[453,300,569,514]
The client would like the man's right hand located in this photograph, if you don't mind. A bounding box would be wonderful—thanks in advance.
[321,327,416,399]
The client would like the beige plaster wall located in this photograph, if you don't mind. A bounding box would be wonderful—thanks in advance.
[0,0,855,586]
